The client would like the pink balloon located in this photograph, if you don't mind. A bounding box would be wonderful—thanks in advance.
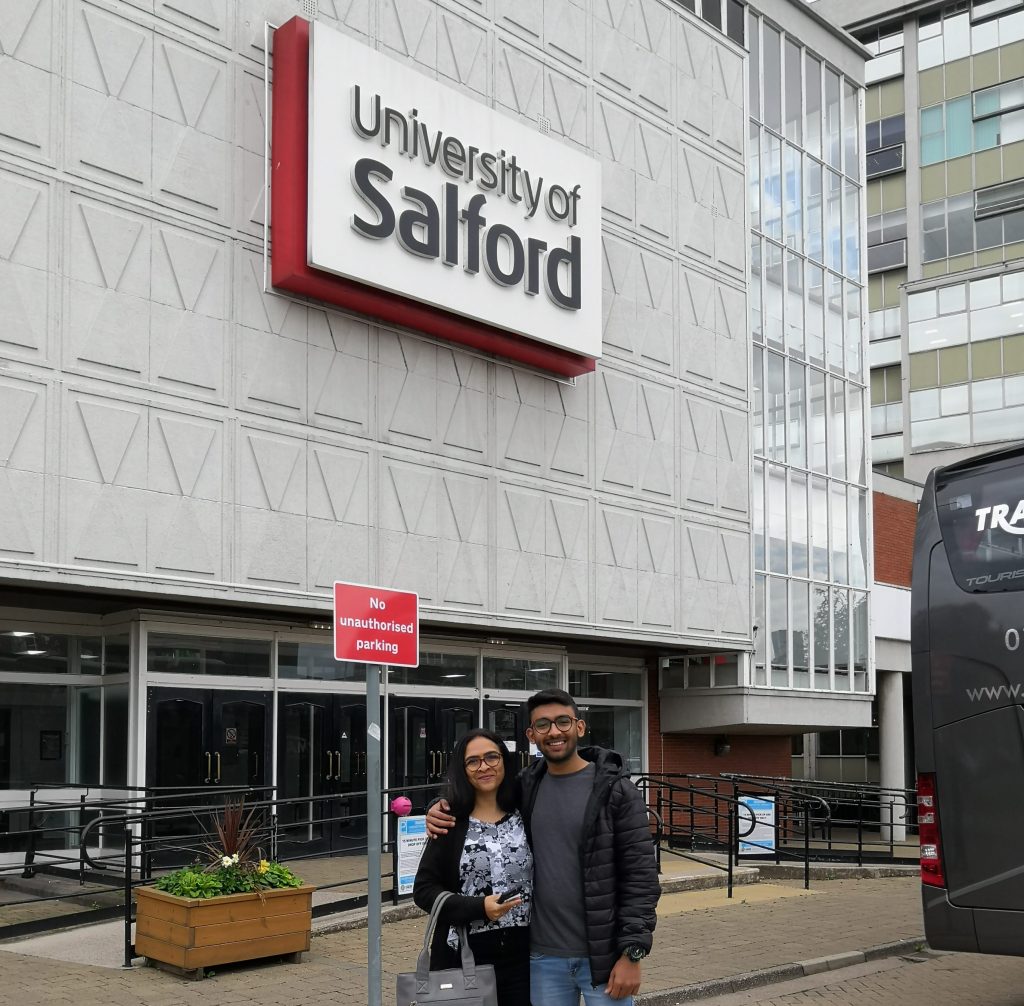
[390,796,412,816]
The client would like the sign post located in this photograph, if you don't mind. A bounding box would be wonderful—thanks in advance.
[333,582,419,1006]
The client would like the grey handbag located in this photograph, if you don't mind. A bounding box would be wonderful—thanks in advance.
[396,891,498,1005]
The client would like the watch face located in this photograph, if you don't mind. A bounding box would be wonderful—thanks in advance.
[626,947,646,961]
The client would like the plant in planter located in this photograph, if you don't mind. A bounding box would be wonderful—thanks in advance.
[135,799,314,977]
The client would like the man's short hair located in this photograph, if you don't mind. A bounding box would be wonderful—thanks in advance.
[528,688,579,719]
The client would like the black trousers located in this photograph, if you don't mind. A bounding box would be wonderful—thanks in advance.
[435,925,531,1006]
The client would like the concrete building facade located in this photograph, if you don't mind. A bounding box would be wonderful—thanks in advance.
[0,0,870,849]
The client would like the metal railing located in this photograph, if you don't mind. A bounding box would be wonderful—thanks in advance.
[0,780,448,947]
[636,773,825,895]
[722,773,918,865]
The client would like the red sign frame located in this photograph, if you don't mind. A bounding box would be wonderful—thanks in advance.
[333,581,419,667]
[270,17,595,379]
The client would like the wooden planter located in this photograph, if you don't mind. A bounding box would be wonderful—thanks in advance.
[135,884,315,977]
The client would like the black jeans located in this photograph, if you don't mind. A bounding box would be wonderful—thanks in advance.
[438,925,531,1006]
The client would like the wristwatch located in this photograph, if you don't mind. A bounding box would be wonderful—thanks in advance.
[623,945,648,962]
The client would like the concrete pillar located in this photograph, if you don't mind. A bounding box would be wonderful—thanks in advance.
[878,670,907,843]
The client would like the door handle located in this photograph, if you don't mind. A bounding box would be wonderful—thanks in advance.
[430,750,437,777]
[335,750,343,779]
[327,751,334,780]
[215,751,221,784]
[252,752,259,781]
[205,751,211,784]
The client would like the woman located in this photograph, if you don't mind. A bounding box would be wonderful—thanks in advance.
[414,728,532,1006]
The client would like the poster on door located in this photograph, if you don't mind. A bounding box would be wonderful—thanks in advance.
[737,796,776,856]
[397,815,428,894]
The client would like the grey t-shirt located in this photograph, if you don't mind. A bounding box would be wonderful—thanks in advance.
[529,762,595,957]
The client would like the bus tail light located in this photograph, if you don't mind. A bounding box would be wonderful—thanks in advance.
[917,772,945,888]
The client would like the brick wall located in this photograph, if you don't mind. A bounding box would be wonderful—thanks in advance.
[646,668,792,777]
[873,491,918,588]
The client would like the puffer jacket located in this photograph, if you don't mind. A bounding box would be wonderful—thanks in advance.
[520,746,659,985]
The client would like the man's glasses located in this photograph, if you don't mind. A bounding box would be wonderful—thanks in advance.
[464,751,503,772]
[530,715,577,735]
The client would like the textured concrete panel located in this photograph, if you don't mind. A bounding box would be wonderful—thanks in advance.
[496,365,589,483]
[0,0,55,161]
[0,166,50,362]
[0,0,755,647]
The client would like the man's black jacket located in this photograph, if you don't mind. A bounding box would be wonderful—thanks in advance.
[521,746,659,985]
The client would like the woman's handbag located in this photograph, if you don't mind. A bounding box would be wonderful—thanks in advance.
[396,891,499,1005]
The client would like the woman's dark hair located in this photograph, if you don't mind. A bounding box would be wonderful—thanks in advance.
[444,728,519,818]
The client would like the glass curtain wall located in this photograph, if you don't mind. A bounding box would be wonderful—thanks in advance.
[750,11,871,694]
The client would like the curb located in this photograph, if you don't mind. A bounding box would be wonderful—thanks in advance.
[636,937,926,1003]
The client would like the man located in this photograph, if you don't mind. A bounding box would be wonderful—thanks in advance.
[426,688,659,1004]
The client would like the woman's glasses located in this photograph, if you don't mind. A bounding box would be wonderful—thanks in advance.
[464,750,503,772]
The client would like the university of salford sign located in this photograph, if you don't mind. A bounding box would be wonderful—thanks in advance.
[271,18,602,377]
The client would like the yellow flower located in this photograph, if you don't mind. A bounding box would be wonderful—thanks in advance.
[258,859,270,874]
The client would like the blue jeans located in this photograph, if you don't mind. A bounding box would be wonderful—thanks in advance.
[530,953,633,1006]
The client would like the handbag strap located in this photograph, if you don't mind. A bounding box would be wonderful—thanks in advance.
[416,891,479,981]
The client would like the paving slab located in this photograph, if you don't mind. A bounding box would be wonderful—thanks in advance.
[0,876,924,1005]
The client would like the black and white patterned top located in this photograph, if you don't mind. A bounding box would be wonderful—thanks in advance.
[447,811,533,949]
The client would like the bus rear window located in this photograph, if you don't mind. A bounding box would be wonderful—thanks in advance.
[935,461,1024,593]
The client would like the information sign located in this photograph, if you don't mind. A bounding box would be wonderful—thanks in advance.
[397,816,428,896]
[737,796,777,856]
[333,581,419,667]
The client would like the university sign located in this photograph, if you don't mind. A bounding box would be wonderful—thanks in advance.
[271,17,602,377]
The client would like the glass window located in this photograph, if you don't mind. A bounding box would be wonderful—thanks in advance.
[831,482,848,583]
[104,683,129,785]
[920,105,945,165]
[805,54,822,158]
[751,235,763,342]
[569,667,640,700]
[765,241,785,348]
[763,132,783,242]
[767,349,786,461]
[147,634,271,676]
[768,464,788,574]
[813,584,830,688]
[790,470,809,577]
[833,587,851,689]
[843,80,859,177]
[825,68,842,169]
[701,0,722,31]
[847,384,865,484]
[806,262,825,365]
[770,575,789,687]
[785,39,802,144]
[755,573,767,684]
[908,289,937,322]
[788,358,807,467]
[581,705,642,774]
[826,170,843,274]
[490,657,559,691]
[727,0,745,45]
[278,641,365,682]
[852,590,869,692]
[749,12,760,120]
[805,159,823,264]
[945,97,972,158]
[810,367,828,474]
[826,271,844,371]
[922,199,947,262]
[811,475,829,580]
[947,193,975,256]
[784,144,803,252]
[388,651,477,687]
[763,24,782,133]
[0,631,73,674]
[754,460,765,570]
[791,580,810,689]
[848,487,867,587]
[753,346,764,455]
[749,123,761,233]
[844,180,860,281]
[945,11,970,60]
[846,282,862,380]
[787,253,805,355]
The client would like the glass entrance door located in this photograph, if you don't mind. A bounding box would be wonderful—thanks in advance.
[485,700,532,773]
[276,694,371,857]
[388,698,477,811]
[146,688,271,850]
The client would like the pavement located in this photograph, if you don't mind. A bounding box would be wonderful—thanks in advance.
[0,863,936,1006]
